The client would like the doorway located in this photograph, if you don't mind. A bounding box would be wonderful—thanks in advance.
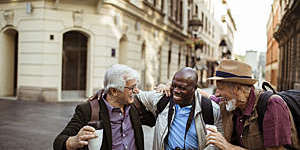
[0,29,18,97]
[62,31,87,98]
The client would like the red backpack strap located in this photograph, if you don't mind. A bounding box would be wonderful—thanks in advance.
[88,89,103,121]
[89,99,100,121]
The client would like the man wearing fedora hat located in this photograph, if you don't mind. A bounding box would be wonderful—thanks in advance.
[206,59,300,150]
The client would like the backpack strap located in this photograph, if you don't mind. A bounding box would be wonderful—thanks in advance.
[89,99,100,121]
[155,94,214,125]
[155,95,171,116]
[262,82,277,94]
[257,91,274,133]
[88,90,103,122]
[201,96,214,125]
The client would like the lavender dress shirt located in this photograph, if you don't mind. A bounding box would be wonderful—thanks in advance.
[103,99,137,150]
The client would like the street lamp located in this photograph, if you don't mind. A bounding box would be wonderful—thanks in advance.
[188,15,204,86]
[188,14,203,65]
[219,39,229,59]
[189,15,203,38]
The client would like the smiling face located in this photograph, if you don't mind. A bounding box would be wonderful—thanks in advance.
[216,82,235,102]
[116,79,138,105]
[171,69,197,107]
[216,81,250,111]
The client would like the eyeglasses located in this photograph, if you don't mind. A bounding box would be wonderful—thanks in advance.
[124,86,137,93]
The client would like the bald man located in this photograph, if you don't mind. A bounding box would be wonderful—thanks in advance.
[136,67,223,150]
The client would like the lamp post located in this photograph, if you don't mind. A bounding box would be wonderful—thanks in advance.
[219,39,227,59]
[188,15,203,86]
[189,15,203,40]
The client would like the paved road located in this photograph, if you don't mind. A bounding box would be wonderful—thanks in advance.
[0,86,215,150]
[0,99,154,150]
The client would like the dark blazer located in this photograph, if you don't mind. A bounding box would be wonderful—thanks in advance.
[53,97,144,150]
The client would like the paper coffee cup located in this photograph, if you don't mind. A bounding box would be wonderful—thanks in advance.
[88,130,103,150]
[205,124,217,135]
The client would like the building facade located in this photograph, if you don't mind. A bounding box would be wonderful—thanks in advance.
[0,0,233,101]
[193,0,236,87]
[274,0,300,90]
[266,0,281,89]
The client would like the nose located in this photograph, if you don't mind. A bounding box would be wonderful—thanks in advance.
[215,89,221,97]
[173,87,181,94]
[133,87,139,94]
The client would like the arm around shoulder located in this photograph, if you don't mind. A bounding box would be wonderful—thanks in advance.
[136,90,164,113]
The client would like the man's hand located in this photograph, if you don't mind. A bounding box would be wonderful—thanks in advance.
[66,126,97,150]
[198,89,210,98]
[154,83,171,96]
[206,128,246,150]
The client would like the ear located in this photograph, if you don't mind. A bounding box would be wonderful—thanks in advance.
[109,88,118,96]
[232,85,240,96]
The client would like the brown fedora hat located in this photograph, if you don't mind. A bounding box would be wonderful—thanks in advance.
[208,59,257,85]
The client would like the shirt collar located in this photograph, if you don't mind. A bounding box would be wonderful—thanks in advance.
[102,94,131,113]
[175,104,192,111]
[103,95,114,112]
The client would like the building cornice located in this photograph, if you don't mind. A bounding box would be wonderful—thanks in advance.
[273,0,299,42]
[103,1,188,41]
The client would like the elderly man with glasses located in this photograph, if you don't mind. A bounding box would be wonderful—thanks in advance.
[54,64,144,150]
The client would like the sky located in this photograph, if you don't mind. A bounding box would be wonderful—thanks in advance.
[228,0,274,55]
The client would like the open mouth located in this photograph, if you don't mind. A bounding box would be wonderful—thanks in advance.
[173,93,183,100]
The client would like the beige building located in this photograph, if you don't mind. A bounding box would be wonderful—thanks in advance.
[194,0,236,87]
[266,0,281,89]
[0,0,233,101]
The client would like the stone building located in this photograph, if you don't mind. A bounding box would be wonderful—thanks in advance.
[192,0,236,87]
[0,0,232,101]
[266,0,281,89]
[274,0,300,90]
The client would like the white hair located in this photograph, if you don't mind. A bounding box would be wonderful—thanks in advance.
[104,64,139,93]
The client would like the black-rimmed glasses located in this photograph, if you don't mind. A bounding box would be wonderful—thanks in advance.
[124,86,136,93]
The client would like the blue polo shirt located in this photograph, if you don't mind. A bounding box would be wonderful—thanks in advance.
[166,104,198,150]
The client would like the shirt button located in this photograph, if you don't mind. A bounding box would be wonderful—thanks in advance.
[123,134,126,137]
[125,145,128,149]
[239,119,242,122]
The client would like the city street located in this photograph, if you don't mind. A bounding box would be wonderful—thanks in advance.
[0,86,214,150]
[0,99,155,150]
[1,0,299,149]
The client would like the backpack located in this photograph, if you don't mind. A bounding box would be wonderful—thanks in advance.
[257,81,300,138]
[88,90,214,127]
[138,94,214,127]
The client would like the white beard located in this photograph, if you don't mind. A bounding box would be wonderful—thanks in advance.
[225,99,237,112]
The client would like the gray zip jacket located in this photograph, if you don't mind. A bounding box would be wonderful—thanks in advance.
[136,90,223,150]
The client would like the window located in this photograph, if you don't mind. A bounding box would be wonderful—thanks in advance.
[168,42,172,79]
[175,0,179,21]
[195,5,198,15]
[179,0,183,24]
[212,26,215,38]
[205,17,208,32]
[178,47,181,68]
[169,0,173,17]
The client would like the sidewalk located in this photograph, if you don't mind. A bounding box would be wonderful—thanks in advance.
[0,99,154,150]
